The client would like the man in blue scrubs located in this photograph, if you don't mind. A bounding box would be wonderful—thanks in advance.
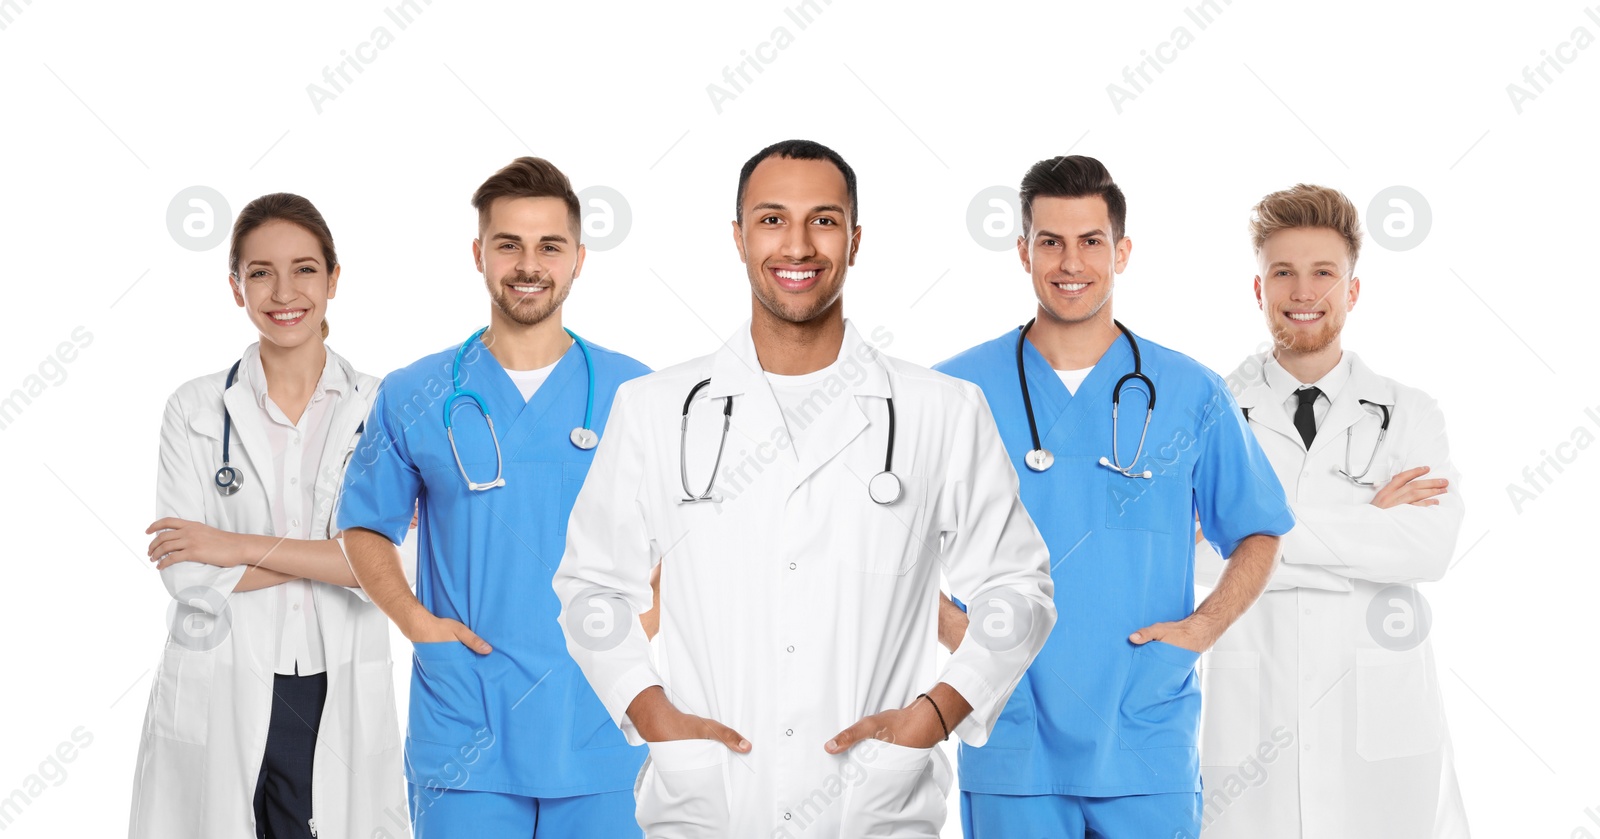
[935,155,1296,838]
[338,157,650,837]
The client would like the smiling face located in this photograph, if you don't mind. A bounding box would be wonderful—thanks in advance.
[732,155,860,325]
[473,195,584,327]
[230,219,338,349]
[1018,195,1131,327]
[1254,226,1360,354]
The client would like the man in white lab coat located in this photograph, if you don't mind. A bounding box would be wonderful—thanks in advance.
[1195,184,1470,838]
[554,139,1058,838]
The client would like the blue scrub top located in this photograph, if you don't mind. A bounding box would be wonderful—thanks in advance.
[337,334,650,799]
[935,327,1294,797]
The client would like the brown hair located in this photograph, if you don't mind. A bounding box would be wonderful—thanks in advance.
[471,157,582,238]
[1019,155,1127,241]
[1248,184,1362,267]
[228,193,339,338]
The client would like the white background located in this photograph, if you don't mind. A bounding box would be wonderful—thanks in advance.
[2,1,1597,836]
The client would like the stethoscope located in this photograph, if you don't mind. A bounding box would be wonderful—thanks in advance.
[1015,318,1155,478]
[678,375,902,505]
[1241,399,1392,487]
[443,326,600,492]
[214,358,365,496]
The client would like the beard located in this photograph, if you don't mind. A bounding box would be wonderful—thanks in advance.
[488,273,572,326]
[1268,308,1345,354]
[749,265,843,326]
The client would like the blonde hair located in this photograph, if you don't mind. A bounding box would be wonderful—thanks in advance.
[1248,184,1362,267]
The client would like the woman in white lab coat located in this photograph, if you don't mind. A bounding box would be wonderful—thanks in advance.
[128,194,404,839]
[1195,349,1469,838]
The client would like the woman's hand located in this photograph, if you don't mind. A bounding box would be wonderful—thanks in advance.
[146,517,246,570]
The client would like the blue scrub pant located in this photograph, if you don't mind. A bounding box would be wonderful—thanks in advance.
[962,790,1203,839]
[409,786,641,838]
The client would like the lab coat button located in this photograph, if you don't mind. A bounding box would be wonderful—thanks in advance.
[783,812,792,820]
[786,645,795,653]
[290,477,298,485]
[786,728,794,736]
[788,562,797,570]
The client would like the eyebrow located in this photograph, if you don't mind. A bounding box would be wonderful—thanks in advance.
[750,202,848,216]
[491,232,571,244]
[244,256,320,269]
[1034,228,1107,240]
[1267,260,1342,270]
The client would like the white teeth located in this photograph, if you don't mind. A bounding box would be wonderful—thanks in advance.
[775,269,819,280]
[1288,312,1322,321]
[271,310,305,321]
[510,284,546,293]
[1055,282,1088,291]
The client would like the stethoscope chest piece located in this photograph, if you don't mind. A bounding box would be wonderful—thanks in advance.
[214,465,242,496]
[1025,448,1054,472]
[868,470,902,505]
[570,427,599,450]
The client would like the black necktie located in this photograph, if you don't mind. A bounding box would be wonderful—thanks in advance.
[1294,386,1322,449]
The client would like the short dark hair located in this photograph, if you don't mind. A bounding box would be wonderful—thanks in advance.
[735,139,858,227]
[1019,155,1127,241]
[472,156,582,238]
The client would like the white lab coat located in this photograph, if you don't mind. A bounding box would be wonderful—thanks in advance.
[554,320,1056,839]
[1196,351,1469,839]
[129,344,406,839]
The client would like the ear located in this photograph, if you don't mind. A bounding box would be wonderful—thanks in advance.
[1113,236,1133,274]
[572,243,587,281]
[847,225,862,266]
[229,275,246,307]
[1253,276,1263,309]
[472,238,484,274]
[730,219,748,264]
[1016,233,1031,274]
[326,263,341,300]
[1347,275,1360,310]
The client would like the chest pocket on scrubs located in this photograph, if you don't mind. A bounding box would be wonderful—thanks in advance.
[1104,469,1189,535]
[853,474,932,576]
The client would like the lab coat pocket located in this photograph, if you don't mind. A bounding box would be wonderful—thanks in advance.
[1104,470,1187,535]
[1119,640,1202,750]
[839,739,947,838]
[854,475,932,576]
[636,739,732,838]
[151,646,214,745]
[409,641,491,750]
[1354,646,1443,761]
[1199,650,1261,765]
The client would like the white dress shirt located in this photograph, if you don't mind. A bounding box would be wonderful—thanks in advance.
[242,348,346,676]
[1262,351,1352,432]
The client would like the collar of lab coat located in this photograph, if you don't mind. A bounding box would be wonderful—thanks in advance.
[205,343,368,514]
[241,341,349,414]
[705,318,891,400]
[703,318,892,486]
[1234,349,1396,452]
